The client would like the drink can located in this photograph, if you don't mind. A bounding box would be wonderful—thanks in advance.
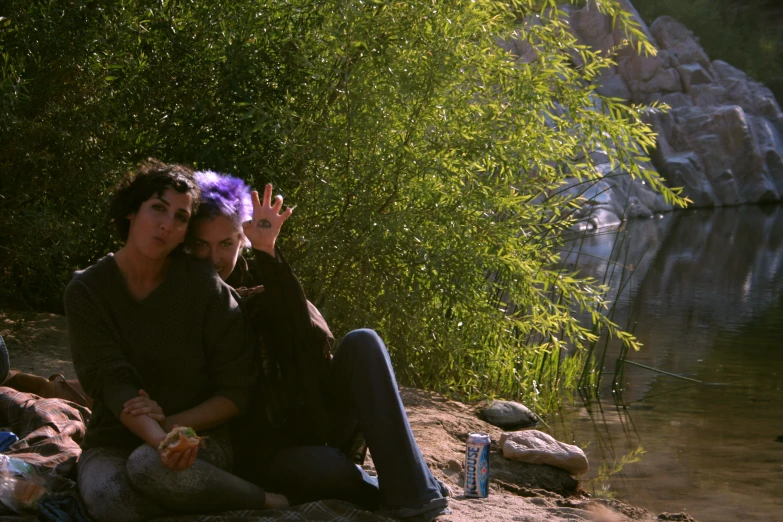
[464,432,490,498]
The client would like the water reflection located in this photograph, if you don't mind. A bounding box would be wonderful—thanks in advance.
[552,205,783,522]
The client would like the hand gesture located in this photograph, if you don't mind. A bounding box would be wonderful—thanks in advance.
[242,183,293,257]
[123,389,165,423]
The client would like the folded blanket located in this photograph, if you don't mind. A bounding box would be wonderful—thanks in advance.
[0,387,90,477]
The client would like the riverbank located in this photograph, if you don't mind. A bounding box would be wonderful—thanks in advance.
[0,310,696,521]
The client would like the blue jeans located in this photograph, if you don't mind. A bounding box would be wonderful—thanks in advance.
[264,329,443,510]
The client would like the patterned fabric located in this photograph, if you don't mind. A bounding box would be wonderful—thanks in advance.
[0,386,89,476]
[150,499,397,522]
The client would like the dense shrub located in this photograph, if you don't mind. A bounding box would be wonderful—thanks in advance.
[0,0,685,405]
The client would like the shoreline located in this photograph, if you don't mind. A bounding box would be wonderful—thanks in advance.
[0,310,696,521]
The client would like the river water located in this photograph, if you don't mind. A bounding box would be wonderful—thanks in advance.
[551,205,783,522]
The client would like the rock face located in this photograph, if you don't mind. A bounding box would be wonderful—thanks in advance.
[640,19,783,207]
[499,430,590,476]
[479,400,539,430]
[594,8,783,209]
[500,2,783,225]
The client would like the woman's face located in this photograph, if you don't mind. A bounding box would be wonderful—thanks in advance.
[190,215,244,280]
[126,188,193,259]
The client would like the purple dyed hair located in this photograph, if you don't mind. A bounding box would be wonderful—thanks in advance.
[191,170,253,246]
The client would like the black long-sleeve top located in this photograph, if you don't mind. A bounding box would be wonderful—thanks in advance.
[227,248,335,481]
[64,251,254,452]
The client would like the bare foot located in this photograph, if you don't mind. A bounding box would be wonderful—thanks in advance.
[264,492,289,510]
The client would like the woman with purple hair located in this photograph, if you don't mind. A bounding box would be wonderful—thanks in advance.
[176,170,451,521]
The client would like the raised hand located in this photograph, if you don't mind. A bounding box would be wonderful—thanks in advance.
[242,183,293,257]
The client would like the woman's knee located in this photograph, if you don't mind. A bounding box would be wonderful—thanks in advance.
[335,329,388,363]
[127,444,213,505]
[125,444,166,494]
[78,449,159,522]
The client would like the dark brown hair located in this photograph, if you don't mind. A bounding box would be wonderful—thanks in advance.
[107,158,201,241]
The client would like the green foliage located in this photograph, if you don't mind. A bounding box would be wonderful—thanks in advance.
[632,0,783,101]
[1,0,686,407]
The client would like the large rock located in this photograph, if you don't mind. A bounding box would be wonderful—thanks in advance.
[500,430,589,476]
[649,17,713,72]
[479,400,539,430]
[651,105,780,205]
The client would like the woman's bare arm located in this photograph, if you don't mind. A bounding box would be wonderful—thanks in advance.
[120,409,167,447]
[163,395,239,433]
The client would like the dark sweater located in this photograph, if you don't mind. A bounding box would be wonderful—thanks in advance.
[64,251,254,451]
[227,248,337,483]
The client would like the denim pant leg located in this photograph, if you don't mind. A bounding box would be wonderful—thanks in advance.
[264,445,379,509]
[329,329,442,509]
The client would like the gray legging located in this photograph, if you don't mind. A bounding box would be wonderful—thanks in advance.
[78,425,267,522]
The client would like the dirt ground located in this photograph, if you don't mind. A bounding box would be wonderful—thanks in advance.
[1,311,76,379]
[0,310,697,522]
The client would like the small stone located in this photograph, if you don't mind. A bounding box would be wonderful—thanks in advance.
[479,401,539,430]
[500,430,589,476]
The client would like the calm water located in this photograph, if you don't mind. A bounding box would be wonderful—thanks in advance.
[551,205,783,522]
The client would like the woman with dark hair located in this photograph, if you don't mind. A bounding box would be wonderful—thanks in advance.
[174,170,450,522]
[64,159,287,522]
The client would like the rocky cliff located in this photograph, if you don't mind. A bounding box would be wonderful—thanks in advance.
[501,0,783,229]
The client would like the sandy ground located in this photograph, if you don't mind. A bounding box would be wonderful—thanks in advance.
[1,311,76,379]
[0,310,697,522]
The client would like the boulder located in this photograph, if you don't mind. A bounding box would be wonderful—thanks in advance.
[644,67,682,94]
[569,3,615,55]
[596,74,631,99]
[479,400,539,430]
[689,84,727,107]
[677,63,713,92]
[653,152,715,206]
[649,16,712,72]
[623,196,655,219]
[500,430,589,476]
[649,91,692,109]
[650,105,780,205]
